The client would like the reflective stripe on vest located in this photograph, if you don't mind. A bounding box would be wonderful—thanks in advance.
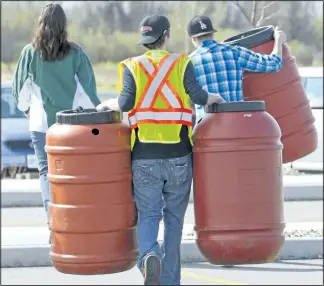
[129,54,192,128]
[129,111,192,126]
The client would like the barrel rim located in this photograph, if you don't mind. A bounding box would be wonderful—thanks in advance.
[205,101,266,113]
[222,25,274,49]
[56,107,122,125]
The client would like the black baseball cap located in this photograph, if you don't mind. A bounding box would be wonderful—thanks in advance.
[138,14,170,45]
[187,15,217,38]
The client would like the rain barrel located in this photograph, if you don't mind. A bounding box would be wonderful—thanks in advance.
[193,101,285,265]
[45,108,138,275]
[223,26,317,164]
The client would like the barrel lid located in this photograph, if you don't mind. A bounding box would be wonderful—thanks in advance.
[223,26,274,49]
[56,106,122,125]
[206,101,265,113]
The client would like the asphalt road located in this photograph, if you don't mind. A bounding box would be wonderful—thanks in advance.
[185,200,324,224]
[1,260,323,285]
[1,201,323,227]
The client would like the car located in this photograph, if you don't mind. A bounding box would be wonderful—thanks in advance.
[287,67,323,172]
[1,81,38,178]
[195,66,323,172]
[0,89,118,178]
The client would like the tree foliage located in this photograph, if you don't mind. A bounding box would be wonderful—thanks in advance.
[1,1,322,66]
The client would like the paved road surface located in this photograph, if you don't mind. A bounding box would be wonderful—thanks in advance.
[1,260,323,285]
[184,201,323,224]
[2,201,323,227]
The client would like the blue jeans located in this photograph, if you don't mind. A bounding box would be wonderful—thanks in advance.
[30,131,50,219]
[132,153,192,285]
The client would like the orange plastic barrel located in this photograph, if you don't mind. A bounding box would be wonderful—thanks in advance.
[223,26,317,163]
[45,108,138,275]
[193,101,285,265]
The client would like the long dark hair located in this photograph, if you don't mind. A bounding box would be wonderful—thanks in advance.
[32,3,72,61]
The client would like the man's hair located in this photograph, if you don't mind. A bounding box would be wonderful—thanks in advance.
[193,33,214,41]
[143,30,170,50]
[32,3,73,61]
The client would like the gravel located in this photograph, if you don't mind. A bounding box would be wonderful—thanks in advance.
[284,228,323,238]
[180,225,323,239]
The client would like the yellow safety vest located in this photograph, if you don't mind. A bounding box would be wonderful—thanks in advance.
[118,50,193,150]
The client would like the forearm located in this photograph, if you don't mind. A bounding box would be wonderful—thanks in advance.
[77,51,101,107]
[184,62,208,105]
[236,46,283,73]
[13,51,31,112]
[87,90,101,107]
[78,75,101,107]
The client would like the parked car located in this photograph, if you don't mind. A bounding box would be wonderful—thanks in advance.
[1,81,38,178]
[287,67,323,172]
[195,67,323,172]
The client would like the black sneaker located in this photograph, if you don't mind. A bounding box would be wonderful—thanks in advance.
[143,254,161,285]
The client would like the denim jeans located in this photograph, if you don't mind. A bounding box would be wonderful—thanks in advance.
[132,153,192,285]
[30,131,50,220]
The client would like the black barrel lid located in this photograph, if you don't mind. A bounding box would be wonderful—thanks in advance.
[56,106,122,125]
[222,26,274,49]
[206,101,265,113]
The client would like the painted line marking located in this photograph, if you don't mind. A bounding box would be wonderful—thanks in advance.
[181,271,248,285]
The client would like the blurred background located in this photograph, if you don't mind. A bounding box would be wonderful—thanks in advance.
[1,1,323,178]
[1,1,323,91]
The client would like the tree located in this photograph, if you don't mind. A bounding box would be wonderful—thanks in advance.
[313,16,323,51]
[229,1,280,28]
[281,1,316,43]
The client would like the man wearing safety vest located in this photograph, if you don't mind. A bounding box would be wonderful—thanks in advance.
[97,14,224,285]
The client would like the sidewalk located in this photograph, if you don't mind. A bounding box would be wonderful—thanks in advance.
[1,174,323,207]
[2,222,323,268]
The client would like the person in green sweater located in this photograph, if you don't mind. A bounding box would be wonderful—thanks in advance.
[12,3,101,234]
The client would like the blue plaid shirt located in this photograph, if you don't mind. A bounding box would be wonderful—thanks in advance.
[189,40,283,119]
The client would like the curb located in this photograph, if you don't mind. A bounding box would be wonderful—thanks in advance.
[1,178,323,207]
[2,191,42,208]
[1,238,323,268]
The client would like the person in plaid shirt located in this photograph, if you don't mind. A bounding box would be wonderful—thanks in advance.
[187,15,287,121]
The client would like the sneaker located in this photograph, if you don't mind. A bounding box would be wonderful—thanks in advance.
[143,254,161,285]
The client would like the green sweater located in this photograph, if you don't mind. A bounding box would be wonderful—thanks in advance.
[12,43,101,132]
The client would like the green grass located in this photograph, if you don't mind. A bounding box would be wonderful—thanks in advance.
[312,59,324,67]
[2,58,323,91]
[93,61,118,92]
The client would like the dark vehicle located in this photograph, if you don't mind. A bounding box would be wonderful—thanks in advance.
[1,82,37,178]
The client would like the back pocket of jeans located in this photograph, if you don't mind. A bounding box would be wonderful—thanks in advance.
[170,157,190,186]
[132,163,157,188]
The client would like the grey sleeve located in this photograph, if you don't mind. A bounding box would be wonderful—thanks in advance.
[118,66,136,112]
[183,61,208,106]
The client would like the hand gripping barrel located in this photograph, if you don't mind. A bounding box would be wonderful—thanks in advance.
[223,26,318,164]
